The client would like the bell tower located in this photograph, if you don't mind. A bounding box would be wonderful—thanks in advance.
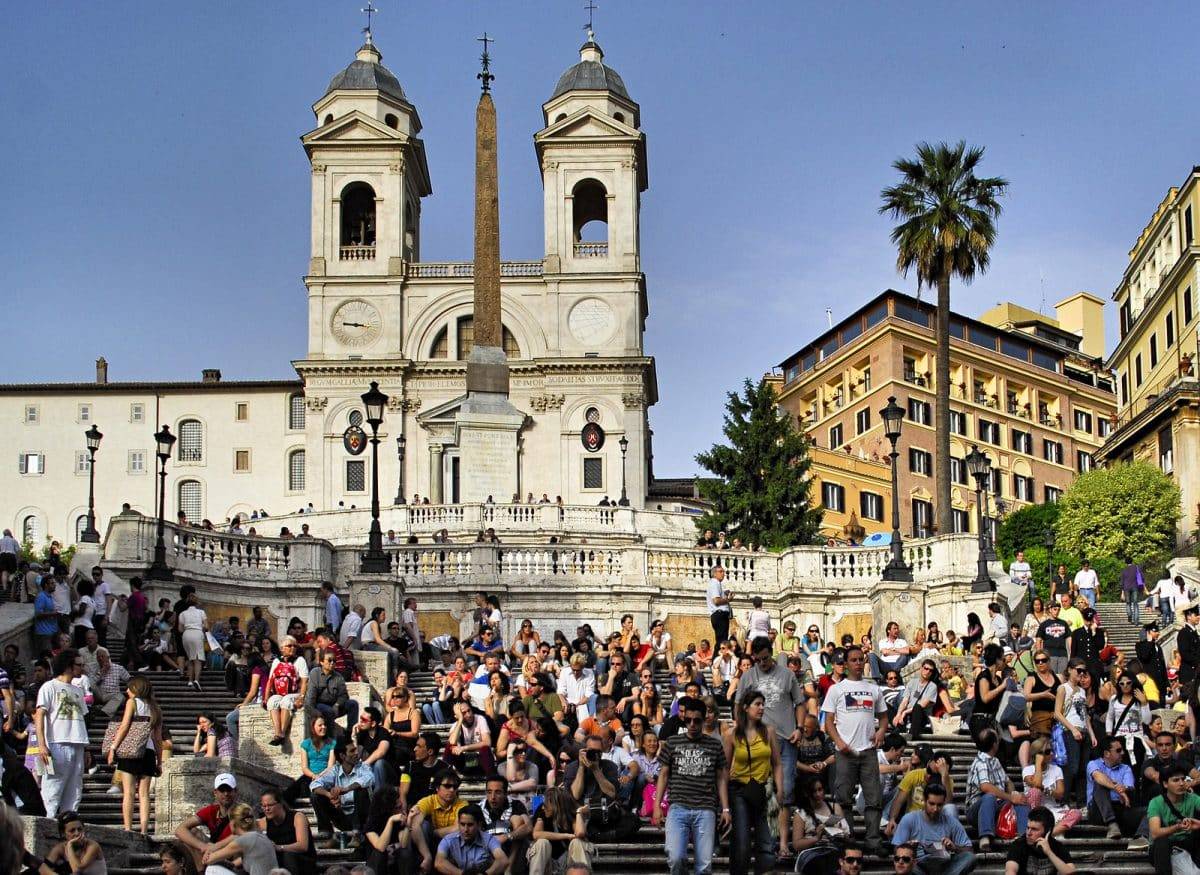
[535,34,647,275]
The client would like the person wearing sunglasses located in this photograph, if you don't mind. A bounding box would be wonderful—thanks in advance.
[1023,650,1061,740]
[890,783,975,874]
[833,845,865,875]
[1053,660,1097,808]
[890,843,917,874]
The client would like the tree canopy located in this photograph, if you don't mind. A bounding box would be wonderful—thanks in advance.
[695,378,824,551]
[1055,462,1180,567]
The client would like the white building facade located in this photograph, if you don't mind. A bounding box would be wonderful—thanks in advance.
[1,36,659,545]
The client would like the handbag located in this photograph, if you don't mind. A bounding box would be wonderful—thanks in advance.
[1049,723,1068,767]
[101,715,150,759]
[733,736,769,812]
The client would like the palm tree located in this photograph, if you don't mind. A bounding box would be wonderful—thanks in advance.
[880,141,1007,538]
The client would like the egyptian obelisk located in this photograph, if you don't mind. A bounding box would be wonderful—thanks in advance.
[455,34,526,503]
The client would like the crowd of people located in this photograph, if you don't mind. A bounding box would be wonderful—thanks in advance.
[5,539,1200,875]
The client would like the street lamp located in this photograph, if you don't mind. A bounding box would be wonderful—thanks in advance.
[617,435,630,507]
[148,425,176,581]
[360,381,391,574]
[394,433,407,505]
[965,443,993,592]
[79,425,103,543]
[879,396,912,582]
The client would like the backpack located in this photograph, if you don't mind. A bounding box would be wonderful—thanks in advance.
[270,660,300,697]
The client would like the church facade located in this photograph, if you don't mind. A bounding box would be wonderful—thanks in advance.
[0,36,660,544]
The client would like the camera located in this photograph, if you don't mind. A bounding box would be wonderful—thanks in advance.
[585,748,599,763]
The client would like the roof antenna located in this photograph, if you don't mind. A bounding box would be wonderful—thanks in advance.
[477,32,495,94]
[361,1,378,45]
[1038,268,1046,315]
[583,0,598,40]
[825,307,833,328]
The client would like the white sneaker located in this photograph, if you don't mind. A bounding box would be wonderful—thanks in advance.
[106,786,122,796]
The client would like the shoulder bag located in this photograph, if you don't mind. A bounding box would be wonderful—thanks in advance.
[101,714,151,759]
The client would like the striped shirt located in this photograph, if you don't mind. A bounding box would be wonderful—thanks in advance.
[658,732,728,810]
[965,751,1009,809]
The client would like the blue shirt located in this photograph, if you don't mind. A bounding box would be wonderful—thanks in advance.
[1086,757,1134,806]
[312,761,375,815]
[436,831,500,871]
[892,810,971,858]
[34,591,58,636]
[326,593,344,631]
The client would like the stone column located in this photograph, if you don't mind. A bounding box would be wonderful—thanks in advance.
[871,580,927,643]
[429,444,444,504]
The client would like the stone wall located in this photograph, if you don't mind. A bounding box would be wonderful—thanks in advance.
[23,818,155,867]
[155,755,290,835]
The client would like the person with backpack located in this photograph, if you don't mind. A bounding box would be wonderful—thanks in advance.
[265,636,308,746]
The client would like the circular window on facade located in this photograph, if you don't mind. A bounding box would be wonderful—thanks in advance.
[585,407,601,424]
[348,410,364,427]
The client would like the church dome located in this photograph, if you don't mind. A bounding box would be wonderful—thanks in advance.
[325,42,407,102]
[550,37,629,100]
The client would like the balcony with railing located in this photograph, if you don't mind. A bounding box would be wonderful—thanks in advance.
[406,261,544,278]
[572,242,608,258]
[339,245,376,261]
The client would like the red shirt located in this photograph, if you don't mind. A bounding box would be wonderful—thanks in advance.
[195,803,233,841]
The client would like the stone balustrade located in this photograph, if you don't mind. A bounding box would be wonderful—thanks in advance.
[339,244,376,260]
[572,241,608,257]
[406,260,544,278]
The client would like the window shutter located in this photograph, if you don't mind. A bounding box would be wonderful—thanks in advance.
[18,454,25,474]
[39,454,45,474]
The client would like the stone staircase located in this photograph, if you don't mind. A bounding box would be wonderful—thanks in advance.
[1094,600,1158,654]
[81,654,1157,874]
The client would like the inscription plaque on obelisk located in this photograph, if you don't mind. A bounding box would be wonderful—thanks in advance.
[455,34,526,503]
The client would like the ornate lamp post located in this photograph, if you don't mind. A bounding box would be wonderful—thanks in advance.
[617,435,630,507]
[394,433,407,505]
[965,443,993,592]
[360,382,391,573]
[79,425,104,543]
[148,425,176,581]
[879,396,912,582]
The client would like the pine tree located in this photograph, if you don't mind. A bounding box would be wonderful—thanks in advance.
[695,378,824,550]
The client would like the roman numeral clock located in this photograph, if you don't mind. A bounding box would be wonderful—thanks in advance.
[331,299,383,348]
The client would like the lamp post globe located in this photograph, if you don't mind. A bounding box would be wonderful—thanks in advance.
[878,396,912,582]
[360,381,391,574]
[79,425,103,543]
[148,425,176,581]
[965,444,993,592]
[617,435,630,507]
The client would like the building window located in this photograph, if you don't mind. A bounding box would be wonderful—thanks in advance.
[235,402,249,422]
[178,480,202,520]
[909,447,932,476]
[1011,429,1032,454]
[75,451,90,474]
[128,450,146,474]
[1135,354,1143,386]
[18,452,44,475]
[77,404,91,423]
[949,410,967,435]
[990,467,1003,497]
[288,450,306,491]
[130,403,145,424]
[1120,372,1129,406]
[1013,474,1035,502]
[860,491,883,522]
[346,459,366,492]
[862,367,872,391]
[1159,425,1174,474]
[1150,333,1158,368]
[1166,313,1175,347]
[912,499,933,538]
[978,419,1000,444]
[828,423,844,449]
[907,398,931,425]
[1098,418,1112,439]
[1073,410,1093,433]
[289,394,306,430]
[178,419,203,462]
[1186,206,1194,246]
[1045,485,1062,503]
[75,515,88,543]
[234,449,251,473]
[855,408,871,435]
[1185,287,1194,324]
[24,405,38,424]
[821,482,846,512]
[22,515,40,543]
[582,457,604,490]
[952,509,970,534]
[1043,439,1063,464]
[1077,450,1094,473]
[950,456,968,485]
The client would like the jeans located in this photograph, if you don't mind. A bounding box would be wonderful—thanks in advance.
[916,851,978,875]
[40,742,86,817]
[730,790,775,875]
[665,805,716,875]
[834,749,882,849]
[313,701,359,735]
[1087,793,1149,837]
[422,701,449,724]
[1151,836,1200,875]
[1063,731,1092,806]
[225,706,241,740]
[1081,589,1097,608]
[778,738,798,806]
[869,654,909,679]
[1162,601,1176,627]
[968,793,1028,839]
[1125,594,1141,624]
[311,788,370,833]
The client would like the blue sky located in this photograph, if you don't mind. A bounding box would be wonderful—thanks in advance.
[3,2,1198,477]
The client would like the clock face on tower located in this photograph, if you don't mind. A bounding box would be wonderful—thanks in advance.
[331,299,382,348]
[568,298,616,347]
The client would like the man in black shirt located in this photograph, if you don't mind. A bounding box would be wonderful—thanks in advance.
[478,774,531,873]
[1005,806,1073,874]
[1069,608,1106,676]
[1136,623,1168,694]
[1035,603,1071,677]
[597,652,635,720]
[400,731,453,812]
[1141,731,1200,803]
[565,734,638,841]
[1050,564,1073,600]
[355,707,395,787]
[1179,607,1200,687]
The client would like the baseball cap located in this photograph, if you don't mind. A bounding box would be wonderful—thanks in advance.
[214,773,237,790]
[831,648,847,665]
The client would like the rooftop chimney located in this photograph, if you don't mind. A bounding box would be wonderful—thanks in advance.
[95,357,108,384]
[201,369,222,383]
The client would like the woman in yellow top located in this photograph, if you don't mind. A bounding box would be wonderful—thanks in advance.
[722,689,784,874]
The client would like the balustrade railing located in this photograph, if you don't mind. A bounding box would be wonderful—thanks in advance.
[499,547,622,577]
[406,261,544,278]
[173,528,294,570]
[339,245,376,261]
[387,546,474,576]
[645,549,757,584]
[408,505,466,528]
[572,242,608,258]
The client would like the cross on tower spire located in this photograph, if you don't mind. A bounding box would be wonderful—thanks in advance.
[583,1,598,38]
[477,32,495,93]
[361,1,378,44]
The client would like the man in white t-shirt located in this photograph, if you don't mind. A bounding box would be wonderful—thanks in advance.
[706,565,732,644]
[35,648,90,816]
[402,597,424,669]
[340,604,366,650]
[87,566,114,646]
[1074,560,1100,608]
[869,621,909,679]
[822,644,890,857]
[1009,550,1034,609]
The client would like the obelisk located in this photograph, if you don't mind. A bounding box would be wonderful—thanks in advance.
[456,34,526,503]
